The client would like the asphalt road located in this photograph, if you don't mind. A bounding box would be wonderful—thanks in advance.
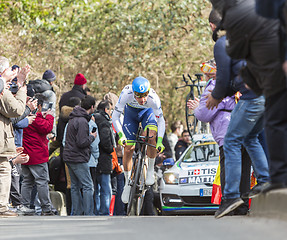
[0,215,286,240]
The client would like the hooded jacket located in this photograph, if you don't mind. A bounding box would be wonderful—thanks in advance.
[212,35,257,100]
[219,0,285,98]
[63,106,95,163]
[195,79,235,147]
[59,85,86,111]
[56,105,74,143]
[94,110,115,174]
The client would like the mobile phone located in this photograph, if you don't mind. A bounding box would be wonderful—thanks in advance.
[32,108,38,115]
[92,127,97,133]
[42,102,53,112]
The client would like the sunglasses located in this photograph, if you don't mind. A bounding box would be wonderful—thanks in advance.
[134,91,149,98]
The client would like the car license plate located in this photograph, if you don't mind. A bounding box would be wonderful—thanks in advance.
[200,188,212,197]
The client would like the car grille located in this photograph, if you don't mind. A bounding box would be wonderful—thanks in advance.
[162,194,215,208]
[181,196,212,205]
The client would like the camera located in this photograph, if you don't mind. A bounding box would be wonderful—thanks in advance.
[92,127,97,133]
[9,79,19,94]
[41,101,53,112]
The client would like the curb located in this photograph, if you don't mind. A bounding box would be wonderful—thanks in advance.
[250,189,287,220]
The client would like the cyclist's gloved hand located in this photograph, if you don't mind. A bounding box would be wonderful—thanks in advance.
[156,137,165,153]
[118,132,127,146]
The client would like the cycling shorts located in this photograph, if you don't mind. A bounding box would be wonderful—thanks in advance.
[122,105,158,143]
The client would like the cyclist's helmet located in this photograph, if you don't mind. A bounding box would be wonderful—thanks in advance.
[132,76,150,98]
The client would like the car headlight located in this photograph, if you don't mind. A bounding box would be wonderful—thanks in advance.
[163,172,179,184]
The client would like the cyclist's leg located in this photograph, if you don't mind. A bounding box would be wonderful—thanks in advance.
[121,105,139,203]
[140,108,158,185]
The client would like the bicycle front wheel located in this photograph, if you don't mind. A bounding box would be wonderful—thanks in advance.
[135,155,148,216]
[126,154,142,216]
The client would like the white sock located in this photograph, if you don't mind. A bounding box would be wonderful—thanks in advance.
[124,170,131,186]
[147,157,155,172]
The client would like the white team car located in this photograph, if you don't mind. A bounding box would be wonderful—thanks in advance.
[159,134,220,215]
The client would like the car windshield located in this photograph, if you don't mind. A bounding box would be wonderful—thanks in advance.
[182,142,219,162]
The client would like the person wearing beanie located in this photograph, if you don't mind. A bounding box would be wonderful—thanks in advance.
[59,73,87,110]
[74,73,87,86]
[42,70,56,83]
[29,69,57,140]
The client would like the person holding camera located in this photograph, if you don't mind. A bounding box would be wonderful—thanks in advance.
[0,56,30,217]
[21,94,55,216]
[9,83,37,215]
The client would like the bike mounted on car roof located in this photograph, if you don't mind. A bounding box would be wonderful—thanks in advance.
[175,73,210,137]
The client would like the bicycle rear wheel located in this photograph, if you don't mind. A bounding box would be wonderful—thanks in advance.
[186,92,198,136]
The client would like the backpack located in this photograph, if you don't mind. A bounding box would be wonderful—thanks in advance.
[48,156,62,185]
[28,79,52,94]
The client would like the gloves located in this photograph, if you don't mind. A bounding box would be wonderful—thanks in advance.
[156,137,165,153]
[118,132,127,146]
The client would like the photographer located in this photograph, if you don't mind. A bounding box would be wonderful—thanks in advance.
[21,94,55,216]
[9,83,37,215]
[0,56,30,217]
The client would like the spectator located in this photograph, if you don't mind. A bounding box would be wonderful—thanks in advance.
[94,100,115,215]
[210,0,287,193]
[0,77,4,96]
[174,130,192,160]
[188,54,250,216]
[156,118,173,165]
[21,94,55,216]
[205,6,270,218]
[167,120,183,160]
[113,135,126,216]
[63,95,96,216]
[104,92,119,111]
[0,57,30,217]
[88,114,100,215]
[10,84,37,215]
[28,69,57,139]
[59,73,87,110]
[255,0,287,192]
[53,97,81,215]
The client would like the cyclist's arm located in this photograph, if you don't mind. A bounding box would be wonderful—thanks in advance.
[111,86,130,134]
[150,90,165,138]
[112,107,123,134]
[156,111,165,139]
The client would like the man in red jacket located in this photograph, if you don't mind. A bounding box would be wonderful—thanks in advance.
[21,95,55,216]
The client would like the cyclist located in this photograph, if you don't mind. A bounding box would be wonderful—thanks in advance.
[112,76,165,203]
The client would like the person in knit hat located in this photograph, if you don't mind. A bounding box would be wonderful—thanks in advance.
[36,69,57,140]
[74,73,87,86]
[42,70,56,83]
[59,73,87,110]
